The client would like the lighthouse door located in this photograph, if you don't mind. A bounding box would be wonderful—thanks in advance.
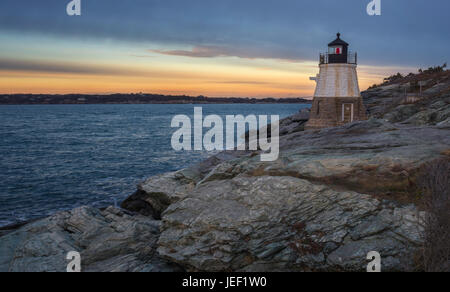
[342,103,354,123]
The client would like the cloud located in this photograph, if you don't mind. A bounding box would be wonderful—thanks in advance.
[0,58,145,76]
[0,57,276,81]
[209,80,272,85]
[150,46,231,58]
[0,0,449,67]
[149,45,308,63]
[129,54,154,58]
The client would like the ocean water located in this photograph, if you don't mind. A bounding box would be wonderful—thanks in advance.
[0,104,310,227]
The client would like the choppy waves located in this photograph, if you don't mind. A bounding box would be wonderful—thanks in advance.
[0,104,308,227]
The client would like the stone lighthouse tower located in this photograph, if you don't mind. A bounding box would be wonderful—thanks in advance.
[306,33,367,130]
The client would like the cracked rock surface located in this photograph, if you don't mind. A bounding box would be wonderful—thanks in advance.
[123,118,448,271]
[156,174,424,271]
[0,206,181,272]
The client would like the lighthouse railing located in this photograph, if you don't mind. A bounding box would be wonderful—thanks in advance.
[347,52,357,64]
[319,52,357,65]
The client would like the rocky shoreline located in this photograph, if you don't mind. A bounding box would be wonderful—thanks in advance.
[1,75,449,272]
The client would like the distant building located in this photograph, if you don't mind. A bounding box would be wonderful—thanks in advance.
[306,33,367,130]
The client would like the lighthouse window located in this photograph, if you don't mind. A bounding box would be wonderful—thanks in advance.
[329,46,343,54]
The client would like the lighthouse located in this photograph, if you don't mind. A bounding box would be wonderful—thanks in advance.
[306,33,367,130]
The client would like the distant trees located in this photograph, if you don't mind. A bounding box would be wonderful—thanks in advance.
[383,72,404,83]
[367,72,405,89]
[418,63,447,74]
[368,63,448,90]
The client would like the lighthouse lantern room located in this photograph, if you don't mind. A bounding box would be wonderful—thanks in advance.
[306,33,367,130]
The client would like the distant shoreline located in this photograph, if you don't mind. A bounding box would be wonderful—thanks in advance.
[0,94,312,105]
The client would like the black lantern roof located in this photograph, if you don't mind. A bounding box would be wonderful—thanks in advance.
[328,33,349,47]
[320,33,357,65]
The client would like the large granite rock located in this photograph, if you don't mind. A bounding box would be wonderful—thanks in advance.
[126,118,449,272]
[157,175,424,271]
[363,77,450,125]
[142,119,448,196]
[384,104,421,123]
[0,206,181,272]
[279,109,310,136]
[403,102,450,126]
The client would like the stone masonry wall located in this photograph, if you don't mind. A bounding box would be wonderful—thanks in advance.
[306,96,367,129]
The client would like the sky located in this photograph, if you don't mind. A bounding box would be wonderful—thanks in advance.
[0,0,448,98]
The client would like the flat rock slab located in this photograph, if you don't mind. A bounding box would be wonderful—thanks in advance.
[157,175,424,272]
[0,206,180,272]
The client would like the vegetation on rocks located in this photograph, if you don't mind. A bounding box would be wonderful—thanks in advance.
[417,158,450,272]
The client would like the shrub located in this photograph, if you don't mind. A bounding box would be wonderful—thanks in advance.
[417,158,450,272]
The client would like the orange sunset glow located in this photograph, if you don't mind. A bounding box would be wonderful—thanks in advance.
[0,53,404,98]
